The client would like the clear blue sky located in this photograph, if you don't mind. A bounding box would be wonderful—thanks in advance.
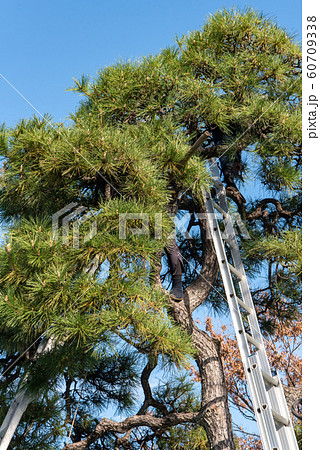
[1,0,301,128]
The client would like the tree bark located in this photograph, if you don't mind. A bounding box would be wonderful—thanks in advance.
[283,385,302,422]
[62,412,198,450]
[171,301,235,450]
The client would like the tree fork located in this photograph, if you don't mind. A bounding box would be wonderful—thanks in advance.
[169,214,235,449]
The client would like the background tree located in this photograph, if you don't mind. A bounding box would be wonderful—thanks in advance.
[0,8,301,450]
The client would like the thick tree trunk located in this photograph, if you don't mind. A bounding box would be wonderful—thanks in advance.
[196,329,235,450]
[171,301,235,450]
[0,337,56,450]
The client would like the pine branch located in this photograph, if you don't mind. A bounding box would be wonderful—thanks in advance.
[115,358,170,448]
[139,359,169,416]
[246,197,301,236]
[247,198,301,222]
[62,411,198,450]
[176,131,211,170]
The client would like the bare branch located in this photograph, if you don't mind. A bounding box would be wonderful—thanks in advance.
[247,198,301,222]
[177,131,211,169]
[62,411,198,450]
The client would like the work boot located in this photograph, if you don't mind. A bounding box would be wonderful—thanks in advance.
[170,275,183,301]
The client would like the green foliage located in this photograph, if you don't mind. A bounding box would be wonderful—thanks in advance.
[157,424,209,450]
[0,216,195,366]
[294,422,302,450]
[247,229,301,278]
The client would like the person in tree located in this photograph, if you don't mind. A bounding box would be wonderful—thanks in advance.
[165,183,185,302]
[165,239,184,301]
[165,148,247,302]
[219,153,246,204]
[165,149,247,302]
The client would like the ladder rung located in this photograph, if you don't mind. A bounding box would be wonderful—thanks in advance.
[228,263,244,280]
[244,332,263,350]
[221,234,237,249]
[272,409,290,427]
[261,369,279,387]
[256,404,289,427]
[0,425,8,438]
[212,178,224,189]
[236,297,253,315]
[212,201,228,218]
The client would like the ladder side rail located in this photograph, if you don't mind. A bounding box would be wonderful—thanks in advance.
[209,158,293,412]
[224,224,271,374]
[246,357,283,450]
[222,211,271,374]
[269,384,299,450]
[265,367,299,450]
[231,247,271,374]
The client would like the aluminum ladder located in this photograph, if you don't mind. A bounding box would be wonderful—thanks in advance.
[203,158,298,450]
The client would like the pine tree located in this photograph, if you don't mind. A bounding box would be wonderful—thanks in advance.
[0,8,301,450]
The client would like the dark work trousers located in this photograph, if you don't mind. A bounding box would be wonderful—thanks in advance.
[165,239,184,276]
[165,195,184,299]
